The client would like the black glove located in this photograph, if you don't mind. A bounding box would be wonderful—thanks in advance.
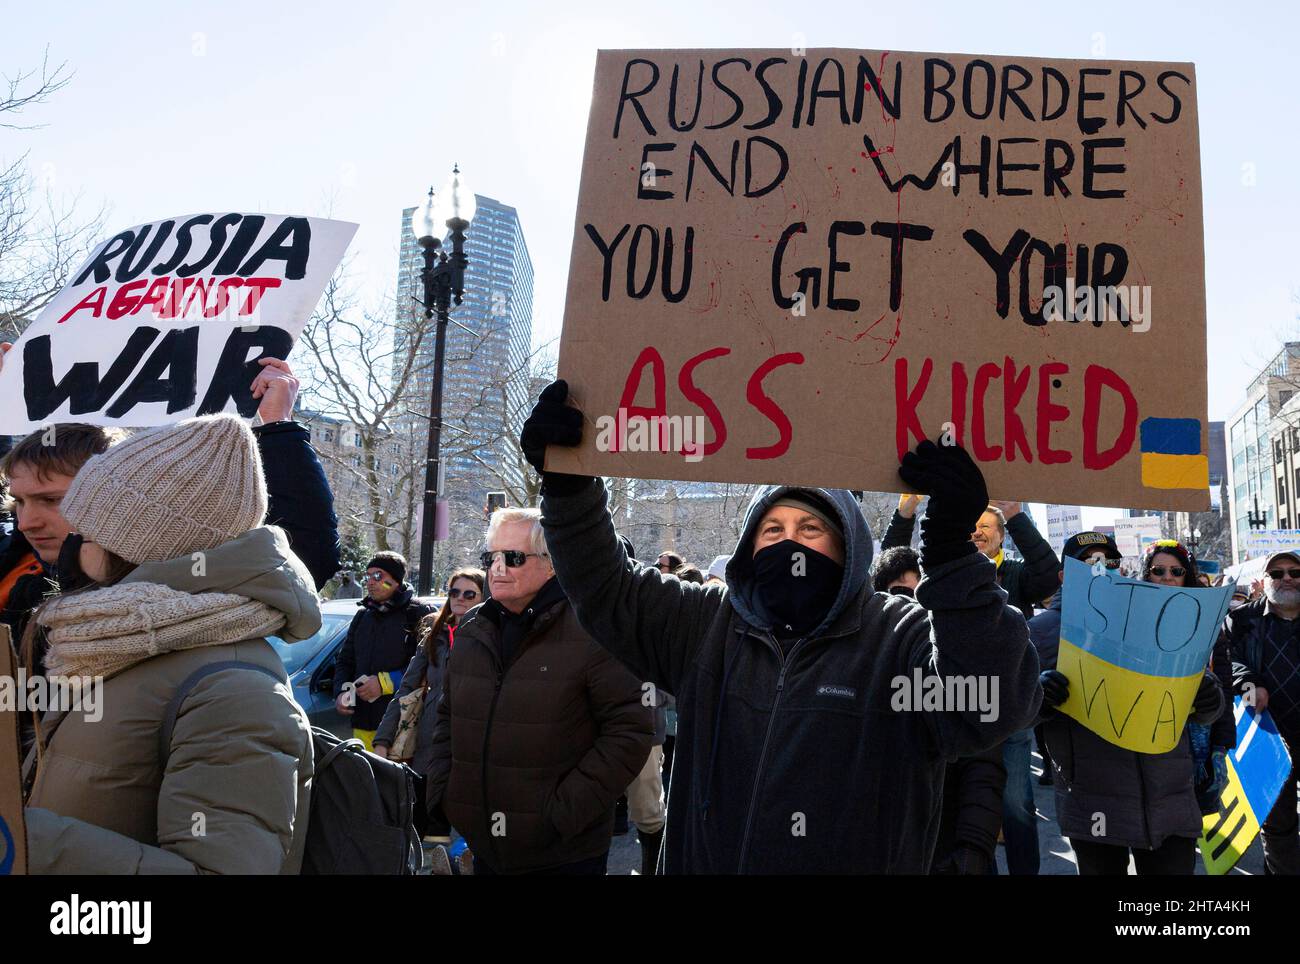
[897,439,988,569]
[932,845,991,876]
[519,379,595,497]
[1040,669,1069,709]
[1192,672,1224,719]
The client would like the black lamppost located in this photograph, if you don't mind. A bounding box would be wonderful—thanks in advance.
[1248,495,1268,530]
[411,164,475,595]
[1184,526,1201,556]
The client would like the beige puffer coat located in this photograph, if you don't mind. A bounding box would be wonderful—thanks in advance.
[21,526,319,874]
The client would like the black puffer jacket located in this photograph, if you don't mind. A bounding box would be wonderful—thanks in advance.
[334,586,436,731]
[425,578,653,874]
[1030,597,1224,849]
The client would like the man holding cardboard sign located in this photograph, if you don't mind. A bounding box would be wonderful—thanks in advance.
[521,381,1041,873]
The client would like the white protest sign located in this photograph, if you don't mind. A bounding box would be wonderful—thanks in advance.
[1113,514,1163,557]
[1242,529,1300,560]
[0,213,357,432]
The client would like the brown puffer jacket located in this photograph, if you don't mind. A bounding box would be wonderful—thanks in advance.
[426,578,652,873]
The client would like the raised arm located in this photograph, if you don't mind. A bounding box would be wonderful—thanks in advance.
[1001,507,1061,605]
[523,380,725,696]
[899,443,1043,757]
[881,493,921,551]
[541,477,724,697]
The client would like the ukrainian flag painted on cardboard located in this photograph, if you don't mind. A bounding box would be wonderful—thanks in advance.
[1199,699,1293,875]
[1056,557,1234,754]
[1141,417,1210,490]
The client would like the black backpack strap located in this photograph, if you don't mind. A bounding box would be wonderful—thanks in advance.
[159,660,284,770]
[316,736,366,775]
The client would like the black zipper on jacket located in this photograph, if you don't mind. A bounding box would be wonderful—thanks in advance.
[1135,751,1151,848]
[735,631,804,873]
[481,664,507,871]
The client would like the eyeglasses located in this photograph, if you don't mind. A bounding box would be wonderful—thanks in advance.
[448,587,479,600]
[1268,568,1300,580]
[1149,566,1186,578]
[365,571,395,584]
[480,550,549,569]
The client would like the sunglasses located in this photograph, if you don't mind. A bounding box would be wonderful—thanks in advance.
[1268,568,1300,580]
[1087,558,1122,570]
[1149,566,1186,578]
[480,550,549,569]
[364,571,395,584]
[448,587,479,600]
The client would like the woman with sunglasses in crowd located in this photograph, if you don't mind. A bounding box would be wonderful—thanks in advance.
[1035,537,1229,874]
[374,567,485,840]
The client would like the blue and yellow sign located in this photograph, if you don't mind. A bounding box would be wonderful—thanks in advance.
[1057,556,1234,754]
[1200,699,1292,875]
[1140,417,1209,491]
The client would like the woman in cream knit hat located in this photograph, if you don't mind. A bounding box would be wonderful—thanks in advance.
[21,413,321,874]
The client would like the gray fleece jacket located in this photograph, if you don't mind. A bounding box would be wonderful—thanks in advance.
[541,479,1041,874]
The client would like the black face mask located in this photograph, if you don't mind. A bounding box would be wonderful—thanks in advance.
[54,532,92,592]
[752,539,843,637]
[889,585,916,598]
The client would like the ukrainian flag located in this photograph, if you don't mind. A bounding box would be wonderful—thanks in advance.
[1140,417,1209,490]
[1055,557,1231,754]
[1200,700,1293,874]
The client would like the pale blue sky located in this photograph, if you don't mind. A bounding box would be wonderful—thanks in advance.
[4,0,1292,529]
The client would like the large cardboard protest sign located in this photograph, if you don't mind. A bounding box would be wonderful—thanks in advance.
[0,627,25,875]
[0,214,356,433]
[551,49,1207,510]
[1200,698,1292,875]
[1056,556,1232,754]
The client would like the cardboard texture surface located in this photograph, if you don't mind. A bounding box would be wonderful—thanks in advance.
[552,48,1206,510]
[0,626,26,875]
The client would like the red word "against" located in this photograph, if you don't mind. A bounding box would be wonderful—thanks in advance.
[57,276,283,324]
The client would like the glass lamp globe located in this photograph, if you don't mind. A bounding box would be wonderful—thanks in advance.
[412,187,439,243]
[432,165,476,227]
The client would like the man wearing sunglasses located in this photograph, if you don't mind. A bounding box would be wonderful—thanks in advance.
[333,551,437,750]
[425,508,653,875]
[1224,548,1300,874]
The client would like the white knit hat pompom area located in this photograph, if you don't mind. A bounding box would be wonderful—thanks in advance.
[60,413,268,564]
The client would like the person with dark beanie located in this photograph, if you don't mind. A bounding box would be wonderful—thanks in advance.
[518,380,1041,873]
[333,551,436,750]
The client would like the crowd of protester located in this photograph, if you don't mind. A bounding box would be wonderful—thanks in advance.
[2,366,1298,875]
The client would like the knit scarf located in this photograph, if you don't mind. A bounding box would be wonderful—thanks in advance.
[38,581,287,680]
